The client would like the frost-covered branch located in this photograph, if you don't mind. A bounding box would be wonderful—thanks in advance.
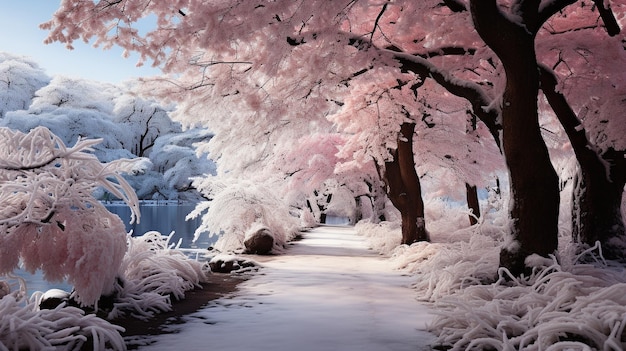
[0,126,141,306]
[389,50,502,149]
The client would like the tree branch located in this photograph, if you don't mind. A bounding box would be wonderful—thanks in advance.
[442,0,467,12]
[592,0,621,36]
[537,64,589,161]
[370,3,388,42]
[287,31,501,149]
[390,50,501,149]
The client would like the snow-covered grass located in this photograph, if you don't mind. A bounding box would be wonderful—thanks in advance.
[0,275,126,351]
[356,202,626,350]
[431,256,626,350]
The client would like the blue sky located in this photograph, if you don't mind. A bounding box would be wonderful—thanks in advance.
[0,1,160,83]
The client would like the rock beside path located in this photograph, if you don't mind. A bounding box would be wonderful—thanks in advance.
[244,227,274,254]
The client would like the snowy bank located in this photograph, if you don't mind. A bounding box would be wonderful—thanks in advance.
[356,218,626,350]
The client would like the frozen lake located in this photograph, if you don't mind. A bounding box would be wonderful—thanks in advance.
[106,201,215,250]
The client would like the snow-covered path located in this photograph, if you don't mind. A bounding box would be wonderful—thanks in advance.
[136,225,435,351]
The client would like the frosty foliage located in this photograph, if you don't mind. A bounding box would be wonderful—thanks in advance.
[109,231,207,320]
[0,126,140,306]
[127,128,216,200]
[357,198,626,350]
[0,53,50,118]
[187,179,300,253]
[431,256,626,350]
[41,0,498,220]
[0,58,216,201]
[0,230,208,350]
[112,95,181,158]
[0,298,125,350]
[39,0,626,215]
[0,278,125,351]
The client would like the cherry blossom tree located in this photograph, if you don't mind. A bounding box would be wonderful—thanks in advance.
[279,132,389,224]
[42,0,625,273]
[533,6,626,260]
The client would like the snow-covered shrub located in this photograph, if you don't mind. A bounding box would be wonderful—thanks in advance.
[300,209,317,229]
[0,126,140,306]
[0,229,209,349]
[355,221,402,256]
[109,231,207,320]
[359,196,626,350]
[430,256,626,350]
[357,199,506,301]
[1,277,125,351]
[188,179,300,253]
[397,234,501,302]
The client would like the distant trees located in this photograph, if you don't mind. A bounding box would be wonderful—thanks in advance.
[0,53,49,117]
[42,1,625,271]
[113,95,181,158]
[0,60,215,201]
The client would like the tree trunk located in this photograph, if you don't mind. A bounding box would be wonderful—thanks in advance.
[538,65,626,260]
[471,1,560,275]
[466,183,481,225]
[572,159,626,259]
[384,122,429,244]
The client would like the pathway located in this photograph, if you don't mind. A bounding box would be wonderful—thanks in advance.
[136,225,435,351]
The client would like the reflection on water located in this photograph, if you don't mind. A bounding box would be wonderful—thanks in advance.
[10,202,216,297]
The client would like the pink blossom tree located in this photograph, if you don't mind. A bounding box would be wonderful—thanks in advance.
[42,0,625,272]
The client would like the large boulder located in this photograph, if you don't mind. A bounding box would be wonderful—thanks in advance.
[244,227,274,255]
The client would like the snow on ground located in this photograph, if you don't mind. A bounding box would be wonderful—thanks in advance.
[133,225,436,351]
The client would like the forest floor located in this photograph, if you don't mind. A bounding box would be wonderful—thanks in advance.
[120,225,435,351]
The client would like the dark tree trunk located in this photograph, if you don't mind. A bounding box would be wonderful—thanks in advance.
[471,1,560,275]
[572,159,626,259]
[354,196,363,223]
[539,65,626,259]
[466,183,481,225]
[384,122,429,244]
[362,180,389,223]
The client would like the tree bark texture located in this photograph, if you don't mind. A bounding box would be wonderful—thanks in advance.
[471,0,560,275]
[384,122,429,244]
